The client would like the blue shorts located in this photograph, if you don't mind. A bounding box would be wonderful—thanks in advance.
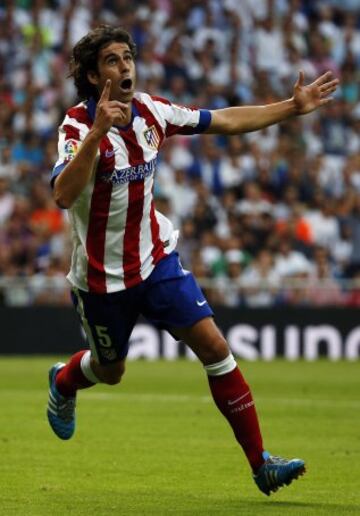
[71,252,213,363]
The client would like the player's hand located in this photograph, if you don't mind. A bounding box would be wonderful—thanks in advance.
[93,79,130,136]
[292,71,339,115]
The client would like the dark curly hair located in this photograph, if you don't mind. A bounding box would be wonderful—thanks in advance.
[69,25,137,100]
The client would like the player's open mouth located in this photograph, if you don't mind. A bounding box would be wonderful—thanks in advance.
[120,78,132,91]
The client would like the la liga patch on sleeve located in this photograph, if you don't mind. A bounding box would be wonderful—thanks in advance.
[64,139,79,160]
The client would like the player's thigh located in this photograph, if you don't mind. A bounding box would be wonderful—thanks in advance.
[141,273,229,364]
[170,317,230,365]
[142,271,212,333]
[71,287,139,364]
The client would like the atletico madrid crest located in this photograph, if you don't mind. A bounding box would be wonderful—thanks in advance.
[143,125,160,150]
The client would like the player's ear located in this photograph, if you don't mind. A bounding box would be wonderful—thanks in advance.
[87,70,99,86]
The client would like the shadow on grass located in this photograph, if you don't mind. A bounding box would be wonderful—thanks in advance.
[177,499,360,516]
[4,487,360,515]
[255,500,359,509]
[85,488,360,515]
[152,494,360,515]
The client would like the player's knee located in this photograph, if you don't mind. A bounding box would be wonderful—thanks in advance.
[103,374,123,385]
[96,362,126,385]
[201,335,229,365]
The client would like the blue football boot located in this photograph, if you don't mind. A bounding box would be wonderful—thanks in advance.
[47,362,76,440]
[254,451,306,495]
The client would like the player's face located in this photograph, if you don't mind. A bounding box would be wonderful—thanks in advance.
[90,41,136,103]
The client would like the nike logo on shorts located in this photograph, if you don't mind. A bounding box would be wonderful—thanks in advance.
[196,300,207,306]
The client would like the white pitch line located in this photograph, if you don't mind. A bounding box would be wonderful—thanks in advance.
[82,392,210,403]
[1,390,359,408]
[81,391,360,409]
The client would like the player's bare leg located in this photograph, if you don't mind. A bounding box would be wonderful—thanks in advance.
[90,358,126,385]
[170,317,306,495]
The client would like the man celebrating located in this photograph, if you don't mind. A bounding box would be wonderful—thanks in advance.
[47,25,338,496]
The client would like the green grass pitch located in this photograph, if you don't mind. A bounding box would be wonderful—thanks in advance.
[0,357,359,515]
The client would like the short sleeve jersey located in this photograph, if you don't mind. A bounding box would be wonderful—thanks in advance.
[52,92,211,293]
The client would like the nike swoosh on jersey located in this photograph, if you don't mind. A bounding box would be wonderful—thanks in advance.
[196,300,207,306]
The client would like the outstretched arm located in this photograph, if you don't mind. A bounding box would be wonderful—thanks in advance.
[206,71,339,135]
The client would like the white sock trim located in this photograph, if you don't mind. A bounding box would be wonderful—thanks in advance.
[80,350,100,384]
[205,353,237,376]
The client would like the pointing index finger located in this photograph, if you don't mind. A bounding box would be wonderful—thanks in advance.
[295,70,304,88]
[99,79,111,102]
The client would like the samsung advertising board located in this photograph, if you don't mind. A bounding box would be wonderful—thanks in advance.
[0,307,359,360]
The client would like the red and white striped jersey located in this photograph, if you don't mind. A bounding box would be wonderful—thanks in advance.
[52,92,211,293]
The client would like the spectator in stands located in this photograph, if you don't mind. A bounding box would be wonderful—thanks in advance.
[0,146,18,181]
[214,249,245,308]
[306,259,344,306]
[30,257,70,305]
[344,193,360,277]
[0,177,15,225]
[29,180,64,236]
[188,135,225,197]
[240,249,280,307]
[274,238,312,279]
[345,270,360,307]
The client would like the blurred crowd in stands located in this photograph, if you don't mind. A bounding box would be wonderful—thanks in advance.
[0,0,360,307]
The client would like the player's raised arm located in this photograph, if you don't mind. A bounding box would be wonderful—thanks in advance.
[206,71,339,135]
[53,80,129,209]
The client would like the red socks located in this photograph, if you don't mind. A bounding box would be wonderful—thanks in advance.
[207,364,264,472]
[55,350,263,472]
[56,350,95,397]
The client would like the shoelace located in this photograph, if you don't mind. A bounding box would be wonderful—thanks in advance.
[267,456,289,465]
[58,398,76,422]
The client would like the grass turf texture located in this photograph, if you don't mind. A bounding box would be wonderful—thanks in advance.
[0,358,359,515]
